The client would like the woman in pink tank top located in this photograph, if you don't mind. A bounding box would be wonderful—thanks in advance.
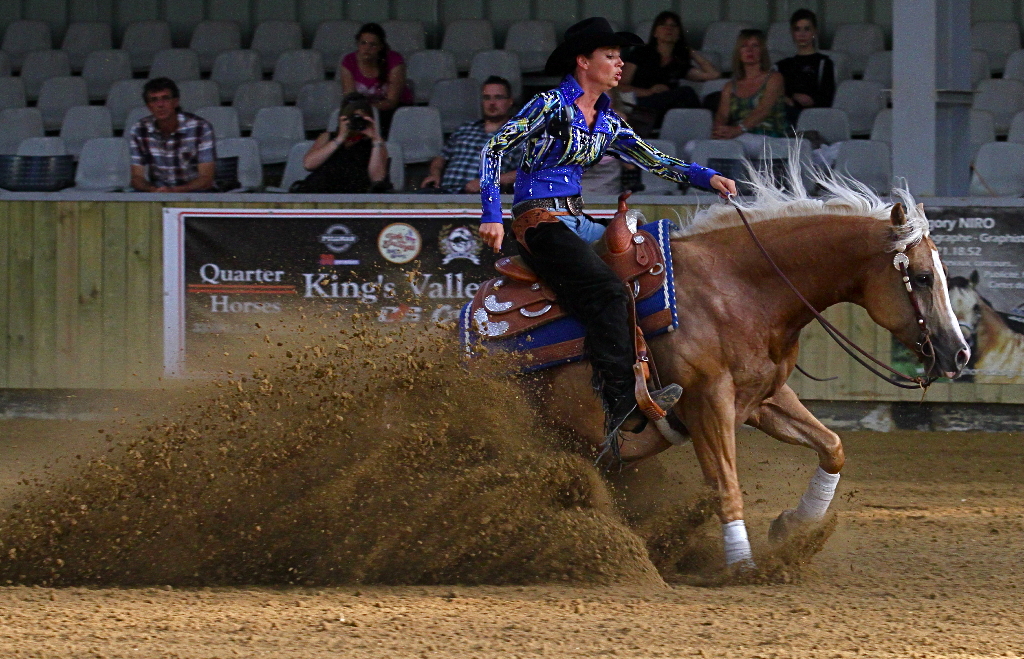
[339,23,413,136]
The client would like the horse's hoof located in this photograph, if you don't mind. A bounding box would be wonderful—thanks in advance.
[768,508,802,544]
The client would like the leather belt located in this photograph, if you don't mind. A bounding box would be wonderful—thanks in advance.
[511,195,584,218]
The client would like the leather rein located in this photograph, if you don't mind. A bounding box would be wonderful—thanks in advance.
[727,197,938,390]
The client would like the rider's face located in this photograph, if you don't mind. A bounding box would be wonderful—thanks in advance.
[577,47,623,91]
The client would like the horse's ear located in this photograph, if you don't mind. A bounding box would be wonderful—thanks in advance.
[970,270,980,286]
[916,202,925,216]
[890,202,907,227]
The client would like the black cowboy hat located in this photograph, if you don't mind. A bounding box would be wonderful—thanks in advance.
[543,17,643,76]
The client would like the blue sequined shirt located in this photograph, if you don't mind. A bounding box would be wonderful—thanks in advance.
[478,75,720,223]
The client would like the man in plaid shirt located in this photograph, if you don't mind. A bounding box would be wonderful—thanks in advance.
[129,78,216,192]
[420,76,522,193]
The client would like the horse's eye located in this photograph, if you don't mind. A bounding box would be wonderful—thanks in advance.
[914,272,933,288]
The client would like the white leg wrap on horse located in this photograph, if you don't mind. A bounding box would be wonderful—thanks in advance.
[723,520,754,565]
[794,467,841,522]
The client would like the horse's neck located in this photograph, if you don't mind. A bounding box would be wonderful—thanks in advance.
[976,302,1012,355]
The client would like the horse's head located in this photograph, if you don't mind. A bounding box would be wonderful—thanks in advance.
[948,270,982,358]
[864,203,970,379]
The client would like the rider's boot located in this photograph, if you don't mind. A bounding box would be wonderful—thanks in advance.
[605,383,684,435]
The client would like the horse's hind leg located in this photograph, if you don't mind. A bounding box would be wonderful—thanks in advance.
[746,384,844,543]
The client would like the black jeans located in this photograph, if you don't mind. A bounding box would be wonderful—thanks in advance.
[517,221,635,411]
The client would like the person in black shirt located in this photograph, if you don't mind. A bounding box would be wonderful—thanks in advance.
[291,93,389,193]
[775,8,835,126]
[619,11,720,128]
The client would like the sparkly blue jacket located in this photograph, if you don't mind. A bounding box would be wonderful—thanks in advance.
[478,75,720,224]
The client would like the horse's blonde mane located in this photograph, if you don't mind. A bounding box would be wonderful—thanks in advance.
[672,146,929,251]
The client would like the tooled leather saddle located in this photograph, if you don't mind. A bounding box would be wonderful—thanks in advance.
[466,193,675,421]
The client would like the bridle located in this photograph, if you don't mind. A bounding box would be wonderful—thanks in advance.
[728,197,938,390]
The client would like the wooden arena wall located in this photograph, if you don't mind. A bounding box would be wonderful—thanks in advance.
[2,198,1023,405]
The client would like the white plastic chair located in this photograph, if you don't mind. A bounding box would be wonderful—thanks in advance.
[0,108,45,154]
[766,22,796,59]
[819,50,851,84]
[20,50,71,101]
[189,20,242,72]
[1,20,51,71]
[870,108,892,144]
[296,81,341,132]
[862,50,892,87]
[123,107,152,134]
[688,139,746,183]
[273,50,325,103]
[105,79,146,131]
[73,137,131,191]
[121,20,172,73]
[468,50,522,101]
[406,50,458,104]
[231,81,285,130]
[429,78,481,133]
[830,23,885,76]
[388,106,444,163]
[387,140,405,191]
[177,80,220,114]
[0,78,27,112]
[970,141,1024,195]
[381,20,426,56]
[149,49,201,82]
[251,106,305,164]
[251,20,303,73]
[266,140,315,192]
[0,51,8,77]
[441,19,494,71]
[194,106,241,139]
[971,109,996,160]
[503,20,557,73]
[17,136,67,156]
[698,78,728,101]
[972,78,1024,136]
[312,20,361,75]
[659,108,714,152]
[37,77,89,131]
[60,106,113,158]
[971,21,1021,74]
[215,137,263,190]
[62,22,112,72]
[972,50,992,87]
[1001,49,1024,83]
[796,107,852,144]
[640,139,680,195]
[81,49,132,101]
[211,50,264,103]
[833,80,884,136]
[835,140,891,194]
[700,22,753,65]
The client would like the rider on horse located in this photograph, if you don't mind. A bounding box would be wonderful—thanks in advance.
[478,17,738,439]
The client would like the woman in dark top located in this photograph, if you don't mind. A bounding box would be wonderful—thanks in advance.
[774,8,835,126]
[619,11,719,126]
[292,94,389,193]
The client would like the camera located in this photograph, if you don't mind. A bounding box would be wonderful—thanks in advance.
[348,115,368,132]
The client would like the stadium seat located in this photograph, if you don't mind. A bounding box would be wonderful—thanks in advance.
[266,140,315,192]
[189,20,242,72]
[60,106,113,158]
[797,107,852,144]
[105,79,146,131]
[296,80,341,132]
[833,80,885,136]
[406,50,458,104]
[970,141,1024,195]
[639,139,680,195]
[37,76,88,131]
[81,49,132,101]
[123,107,151,134]
[312,20,361,75]
[0,108,44,154]
[177,80,220,113]
[818,50,851,84]
[122,20,173,73]
[251,20,303,73]
[1,20,51,71]
[388,106,444,163]
[387,140,405,191]
[830,23,885,76]
[215,137,263,190]
[700,22,754,67]
[1004,110,1024,144]
[73,137,131,191]
[870,108,892,144]
[61,22,112,72]
[688,139,746,183]
[381,20,426,56]
[698,78,728,102]
[194,105,241,139]
[862,50,892,87]
[273,50,326,104]
[17,136,67,156]
[834,139,891,194]
[659,108,714,152]
[0,52,8,77]
[232,81,285,131]
[971,109,996,160]
[1002,49,1024,82]
[149,49,201,82]
[972,50,992,87]
[251,106,305,164]
[766,21,796,59]
[441,19,494,71]
[971,21,1021,74]
[468,50,522,100]
[972,78,1024,136]
[429,78,481,133]
[0,78,27,112]
[20,50,72,101]
[211,50,264,103]
[503,20,557,73]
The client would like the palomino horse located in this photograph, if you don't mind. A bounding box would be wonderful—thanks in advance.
[949,271,1024,384]
[536,164,970,568]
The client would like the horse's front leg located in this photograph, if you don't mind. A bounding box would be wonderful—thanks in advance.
[746,384,844,543]
[683,376,753,568]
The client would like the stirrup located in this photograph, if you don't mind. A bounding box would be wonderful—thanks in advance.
[644,383,683,420]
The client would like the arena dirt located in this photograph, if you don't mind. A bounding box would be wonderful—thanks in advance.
[0,318,1022,657]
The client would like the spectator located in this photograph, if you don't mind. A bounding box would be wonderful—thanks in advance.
[619,11,719,131]
[339,23,412,137]
[291,94,389,193]
[775,8,835,126]
[420,76,522,193]
[129,77,215,192]
[712,29,788,155]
